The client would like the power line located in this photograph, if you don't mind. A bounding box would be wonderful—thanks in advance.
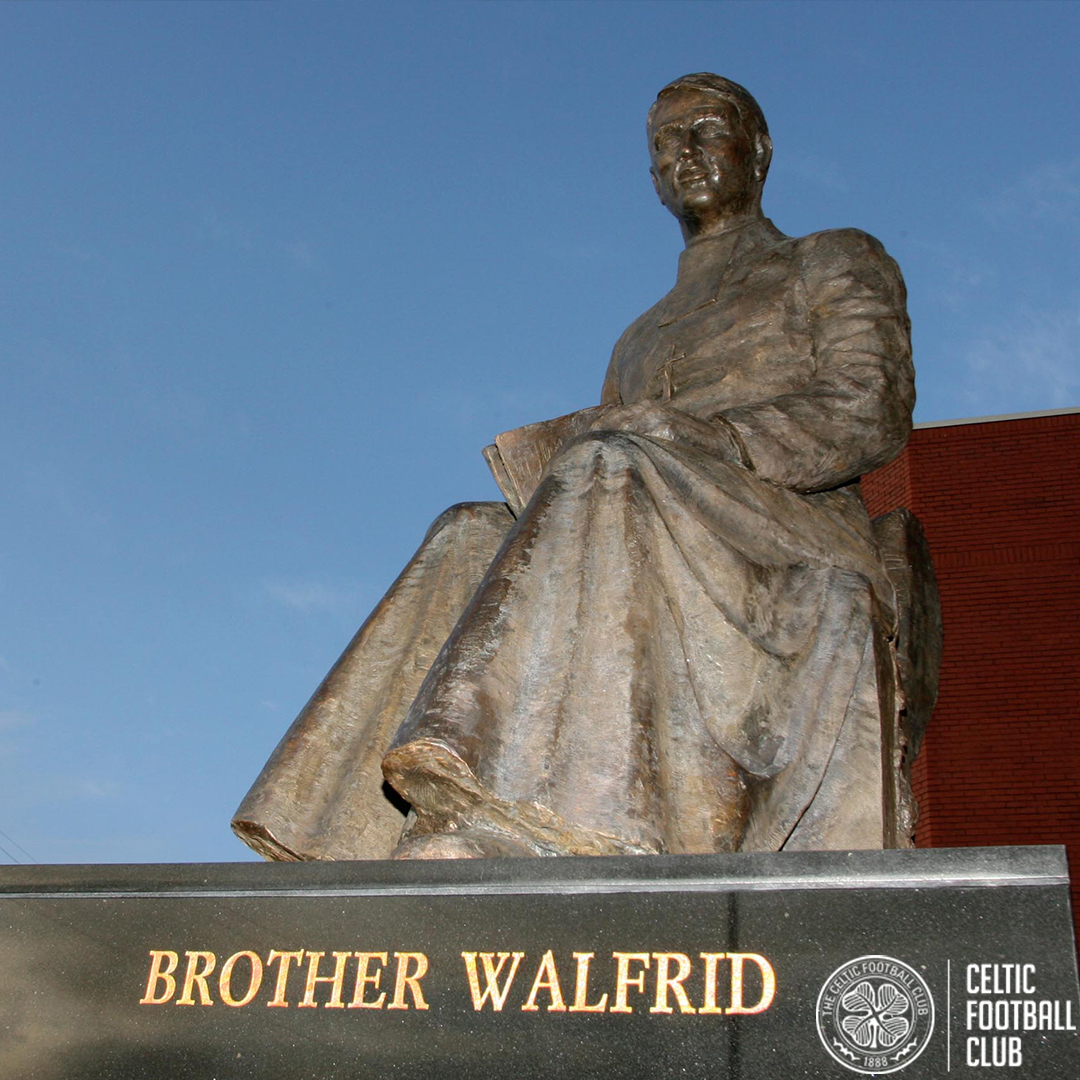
[0,826,36,864]
[0,837,21,864]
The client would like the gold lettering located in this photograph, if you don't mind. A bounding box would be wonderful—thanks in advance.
[698,953,727,1014]
[219,951,263,1008]
[139,950,179,1005]
[651,953,696,1014]
[266,949,305,1008]
[461,952,524,1011]
[521,950,567,1012]
[568,952,608,1013]
[348,952,388,1009]
[388,951,429,1010]
[611,952,650,1014]
[726,953,775,1015]
[176,951,217,1006]
[299,950,351,1008]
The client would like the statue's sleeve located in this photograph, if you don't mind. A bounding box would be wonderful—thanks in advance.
[600,348,623,406]
[720,229,914,493]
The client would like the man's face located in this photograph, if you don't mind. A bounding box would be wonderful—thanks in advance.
[648,87,762,227]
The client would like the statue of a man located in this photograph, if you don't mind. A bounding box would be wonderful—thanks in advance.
[234,74,916,861]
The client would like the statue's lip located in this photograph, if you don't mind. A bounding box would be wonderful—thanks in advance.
[676,165,708,184]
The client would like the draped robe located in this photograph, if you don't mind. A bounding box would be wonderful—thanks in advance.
[233,215,915,860]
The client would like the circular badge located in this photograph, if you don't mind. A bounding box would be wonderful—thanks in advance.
[816,955,934,1074]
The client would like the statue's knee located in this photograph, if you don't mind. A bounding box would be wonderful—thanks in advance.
[559,429,639,478]
[424,501,514,544]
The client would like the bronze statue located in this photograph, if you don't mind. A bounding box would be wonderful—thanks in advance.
[233,74,938,862]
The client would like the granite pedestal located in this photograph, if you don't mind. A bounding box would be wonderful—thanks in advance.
[1,847,1076,1078]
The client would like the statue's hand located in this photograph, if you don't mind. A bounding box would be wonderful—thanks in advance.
[588,401,748,466]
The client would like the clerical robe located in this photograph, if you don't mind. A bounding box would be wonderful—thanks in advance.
[233,216,914,860]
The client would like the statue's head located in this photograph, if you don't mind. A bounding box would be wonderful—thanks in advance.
[648,73,773,237]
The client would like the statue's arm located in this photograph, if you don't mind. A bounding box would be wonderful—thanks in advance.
[720,228,915,493]
[599,350,622,406]
[592,327,749,465]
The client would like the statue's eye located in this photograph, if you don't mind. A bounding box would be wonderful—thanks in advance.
[695,121,728,140]
[655,130,682,154]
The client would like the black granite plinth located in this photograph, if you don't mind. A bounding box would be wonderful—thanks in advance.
[1,847,1077,1078]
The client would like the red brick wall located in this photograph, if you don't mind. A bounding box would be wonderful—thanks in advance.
[863,411,1080,921]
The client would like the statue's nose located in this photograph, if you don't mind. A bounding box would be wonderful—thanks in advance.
[678,130,701,156]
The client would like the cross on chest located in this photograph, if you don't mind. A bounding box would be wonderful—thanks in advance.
[657,344,686,401]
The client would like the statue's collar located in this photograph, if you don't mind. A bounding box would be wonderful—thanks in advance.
[657,217,782,327]
[677,215,779,280]
[684,215,766,247]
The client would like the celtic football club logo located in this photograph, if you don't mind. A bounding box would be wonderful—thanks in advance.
[816,955,934,1074]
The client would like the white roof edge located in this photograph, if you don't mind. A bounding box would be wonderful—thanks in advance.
[914,406,1080,430]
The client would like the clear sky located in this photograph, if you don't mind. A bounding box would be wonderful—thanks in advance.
[2,0,1077,865]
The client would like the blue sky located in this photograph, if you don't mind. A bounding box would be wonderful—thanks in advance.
[2,0,1077,865]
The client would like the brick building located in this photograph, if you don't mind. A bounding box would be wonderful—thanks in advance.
[862,407,1080,922]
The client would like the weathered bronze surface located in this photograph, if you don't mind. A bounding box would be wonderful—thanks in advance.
[234,74,939,861]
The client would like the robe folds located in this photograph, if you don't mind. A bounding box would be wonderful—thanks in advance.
[233,215,916,860]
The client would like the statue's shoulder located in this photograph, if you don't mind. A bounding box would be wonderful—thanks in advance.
[789,227,903,283]
[609,290,668,357]
[793,226,891,262]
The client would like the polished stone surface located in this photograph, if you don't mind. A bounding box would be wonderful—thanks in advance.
[1,847,1076,1078]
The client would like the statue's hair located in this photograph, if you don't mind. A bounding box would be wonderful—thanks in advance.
[648,73,769,142]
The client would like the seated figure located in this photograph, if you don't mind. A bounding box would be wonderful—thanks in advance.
[234,74,931,862]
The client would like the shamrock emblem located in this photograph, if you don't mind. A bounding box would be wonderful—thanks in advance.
[839,979,912,1050]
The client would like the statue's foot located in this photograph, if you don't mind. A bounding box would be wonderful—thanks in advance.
[391,826,539,860]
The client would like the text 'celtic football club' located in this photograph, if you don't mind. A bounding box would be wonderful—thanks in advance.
[965,962,1076,1068]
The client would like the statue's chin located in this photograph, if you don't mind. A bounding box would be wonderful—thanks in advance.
[674,185,755,227]
[677,185,718,210]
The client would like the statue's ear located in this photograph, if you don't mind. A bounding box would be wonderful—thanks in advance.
[650,167,663,203]
[754,132,773,184]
